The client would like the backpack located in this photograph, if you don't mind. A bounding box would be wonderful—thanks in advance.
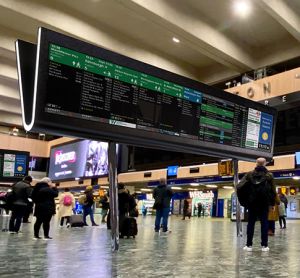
[78,194,87,205]
[63,195,72,206]
[237,174,251,207]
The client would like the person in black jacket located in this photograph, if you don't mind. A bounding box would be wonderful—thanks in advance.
[182,199,190,220]
[100,194,109,223]
[240,158,276,252]
[32,177,58,240]
[9,176,32,234]
[83,186,98,226]
[153,178,173,233]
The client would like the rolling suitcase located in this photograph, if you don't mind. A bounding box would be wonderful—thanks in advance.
[120,216,138,238]
[0,210,10,232]
[70,214,84,227]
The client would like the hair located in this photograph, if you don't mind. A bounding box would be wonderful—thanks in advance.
[40,177,52,185]
[86,185,93,191]
[159,178,166,185]
[64,188,70,192]
[256,157,267,167]
[23,176,32,183]
[118,183,125,190]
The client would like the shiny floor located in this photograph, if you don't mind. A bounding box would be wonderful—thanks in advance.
[0,215,299,278]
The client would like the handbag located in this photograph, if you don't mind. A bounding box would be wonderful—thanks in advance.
[268,206,279,221]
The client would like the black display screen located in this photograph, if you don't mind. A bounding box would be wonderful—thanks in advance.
[16,28,277,160]
[45,43,274,152]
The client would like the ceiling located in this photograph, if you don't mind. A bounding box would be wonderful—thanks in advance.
[1,0,300,128]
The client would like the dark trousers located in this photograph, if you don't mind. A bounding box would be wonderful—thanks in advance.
[279,216,286,228]
[34,214,52,237]
[83,206,96,225]
[60,216,70,226]
[268,220,275,233]
[23,203,33,223]
[9,205,26,232]
[246,208,269,247]
[182,210,190,220]
[197,209,202,218]
[155,207,170,232]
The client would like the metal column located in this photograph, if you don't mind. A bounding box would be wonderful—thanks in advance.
[233,159,242,237]
[108,142,119,251]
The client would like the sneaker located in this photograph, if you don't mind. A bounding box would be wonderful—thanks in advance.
[43,236,53,240]
[9,231,16,234]
[154,229,159,233]
[162,230,172,234]
[243,246,253,251]
[66,223,71,228]
[262,246,269,252]
[33,236,41,240]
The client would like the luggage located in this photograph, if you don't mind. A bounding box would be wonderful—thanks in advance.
[120,216,138,238]
[0,210,10,232]
[70,214,84,227]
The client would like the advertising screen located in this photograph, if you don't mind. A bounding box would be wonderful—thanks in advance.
[167,166,178,177]
[48,140,110,181]
[295,152,300,165]
[0,150,29,180]
[16,28,277,160]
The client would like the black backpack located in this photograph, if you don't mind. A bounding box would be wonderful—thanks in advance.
[237,174,251,207]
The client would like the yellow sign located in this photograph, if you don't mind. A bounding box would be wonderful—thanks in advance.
[218,160,234,176]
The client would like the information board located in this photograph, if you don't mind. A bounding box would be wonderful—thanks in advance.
[16,28,277,160]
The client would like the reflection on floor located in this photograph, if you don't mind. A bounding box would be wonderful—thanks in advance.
[0,215,299,277]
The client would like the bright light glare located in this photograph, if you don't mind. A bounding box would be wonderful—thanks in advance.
[171,186,182,190]
[172,37,180,43]
[293,176,300,180]
[190,183,199,186]
[141,188,152,192]
[234,0,251,17]
[223,186,234,189]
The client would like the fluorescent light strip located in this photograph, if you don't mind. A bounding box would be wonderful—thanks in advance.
[141,189,152,192]
[205,184,218,188]
[223,186,234,189]
[190,183,199,186]
[171,187,182,190]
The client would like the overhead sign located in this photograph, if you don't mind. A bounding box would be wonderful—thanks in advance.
[218,160,234,176]
[16,28,277,160]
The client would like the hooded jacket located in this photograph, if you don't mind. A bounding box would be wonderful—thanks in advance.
[153,184,173,209]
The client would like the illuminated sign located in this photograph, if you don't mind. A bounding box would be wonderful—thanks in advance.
[189,191,214,199]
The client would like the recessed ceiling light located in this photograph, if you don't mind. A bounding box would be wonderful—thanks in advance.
[206,184,218,188]
[171,186,182,190]
[223,186,234,189]
[190,183,199,186]
[172,37,180,43]
[233,0,251,18]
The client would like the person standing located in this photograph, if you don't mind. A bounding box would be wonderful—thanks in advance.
[239,158,276,252]
[278,200,287,229]
[32,177,58,240]
[182,199,190,220]
[99,194,109,223]
[58,188,75,228]
[268,193,280,236]
[82,186,98,226]
[9,176,32,234]
[153,178,173,233]
[197,202,203,218]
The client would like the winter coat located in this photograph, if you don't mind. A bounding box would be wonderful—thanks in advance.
[153,184,173,209]
[12,180,31,207]
[33,182,58,217]
[58,192,75,217]
[83,190,94,208]
[118,189,136,215]
[100,196,109,210]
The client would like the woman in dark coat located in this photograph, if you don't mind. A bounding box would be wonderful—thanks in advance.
[32,177,58,240]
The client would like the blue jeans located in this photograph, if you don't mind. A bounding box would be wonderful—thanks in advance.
[155,207,170,232]
[247,207,269,247]
[83,206,96,225]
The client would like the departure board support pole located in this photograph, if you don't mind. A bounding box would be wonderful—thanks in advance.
[233,159,242,237]
[108,141,119,251]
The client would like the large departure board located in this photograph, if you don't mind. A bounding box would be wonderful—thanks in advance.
[16,28,277,160]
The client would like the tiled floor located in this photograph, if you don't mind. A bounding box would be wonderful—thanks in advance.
[0,215,299,277]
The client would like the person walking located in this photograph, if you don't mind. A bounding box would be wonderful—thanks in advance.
[99,194,109,223]
[82,186,98,226]
[182,199,190,220]
[197,202,203,218]
[153,178,173,234]
[32,177,58,240]
[239,158,276,252]
[58,188,75,228]
[9,176,32,234]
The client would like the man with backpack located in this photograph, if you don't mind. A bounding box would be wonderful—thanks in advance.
[153,178,173,234]
[237,158,276,252]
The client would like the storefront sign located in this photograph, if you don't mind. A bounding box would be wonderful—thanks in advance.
[189,191,214,199]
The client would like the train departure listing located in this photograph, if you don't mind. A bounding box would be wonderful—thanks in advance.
[45,43,273,152]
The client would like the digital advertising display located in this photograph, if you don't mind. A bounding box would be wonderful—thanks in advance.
[48,140,110,181]
[16,28,277,161]
[167,166,179,177]
[0,150,29,181]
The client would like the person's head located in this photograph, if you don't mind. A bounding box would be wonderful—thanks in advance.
[118,183,125,190]
[159,178,166,186]
[86,185,93,191]
[256,157,267,167]
[64,188,70,192]
[23,176,32,184]
[40,177,52,186]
